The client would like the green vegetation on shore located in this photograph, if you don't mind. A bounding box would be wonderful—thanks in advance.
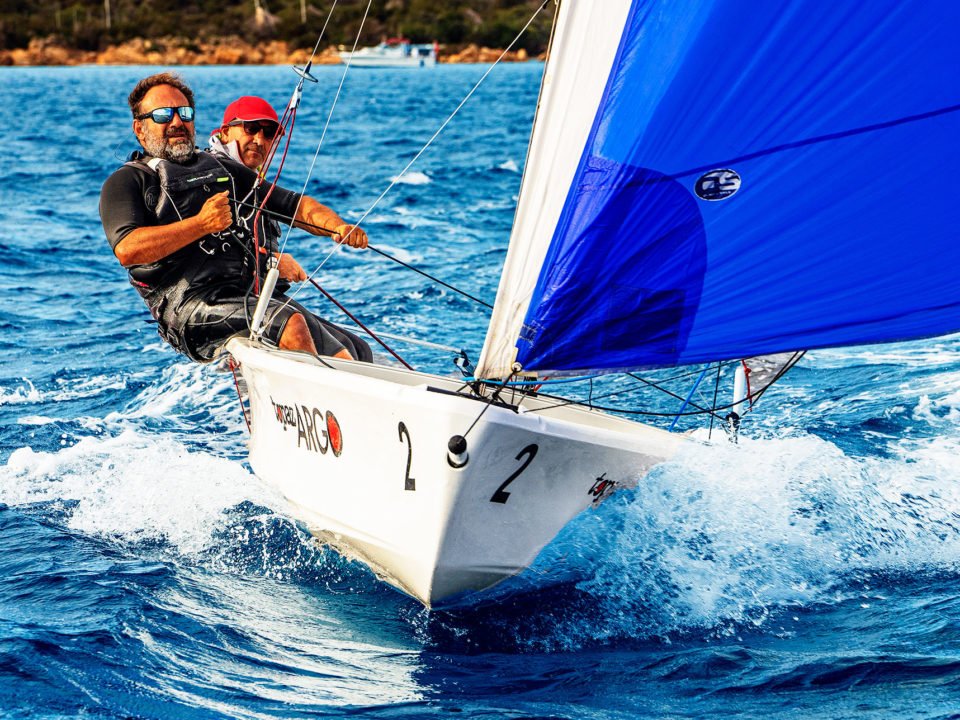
[0,0,554,54]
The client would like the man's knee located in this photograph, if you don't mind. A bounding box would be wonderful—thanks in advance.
[279,313,318,354]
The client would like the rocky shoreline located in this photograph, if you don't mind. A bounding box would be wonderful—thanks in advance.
[0,36,537,66]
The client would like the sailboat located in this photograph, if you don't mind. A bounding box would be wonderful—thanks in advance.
[227,0,960,606]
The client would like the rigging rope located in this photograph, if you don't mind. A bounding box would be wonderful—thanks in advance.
[337,327,463,355]
[515,354,805,422]
[232,196,493,308]
[245,1,338,295]
[512,364,722,419]
[669,367,709,431]
[306,277,413,369]
[461,372,519,441]
[228,357,251,431]
[708,362,723,440]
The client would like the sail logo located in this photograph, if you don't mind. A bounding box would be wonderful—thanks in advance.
[270,397,343,456]
[694,169,741,201]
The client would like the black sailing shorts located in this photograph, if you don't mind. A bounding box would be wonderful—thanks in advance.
[174,291,372,364]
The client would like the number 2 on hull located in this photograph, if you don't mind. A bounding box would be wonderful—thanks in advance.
[398,421,415,491]
[490,444,539,504]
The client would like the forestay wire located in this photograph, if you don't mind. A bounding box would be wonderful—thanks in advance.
[246,0,338,294]
[262,0,338,172]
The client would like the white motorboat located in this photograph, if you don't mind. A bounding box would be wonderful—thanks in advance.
[229,0,960,606]
[339,40,437,68]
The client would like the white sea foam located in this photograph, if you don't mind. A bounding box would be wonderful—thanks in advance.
[532,428,960,642]
[0,379,42,406]
[390,171,432,185]
[0,358,271,558]
[0,429,282,557]
[105,361,229,421]
[913,393,960,424]
[498,159,519,172]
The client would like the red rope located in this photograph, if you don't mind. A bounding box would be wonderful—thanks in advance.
[741,359,754,407]
[252,106,299,296]
[306,278,414,370]
[228,357,251,432]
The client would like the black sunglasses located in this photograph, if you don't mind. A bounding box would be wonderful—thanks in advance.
[135,106,196,124]
[227,119,282,140]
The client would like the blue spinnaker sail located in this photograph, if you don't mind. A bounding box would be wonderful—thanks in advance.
[512,0,960,374]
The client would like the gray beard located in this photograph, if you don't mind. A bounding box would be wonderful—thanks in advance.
[143,130,195,163]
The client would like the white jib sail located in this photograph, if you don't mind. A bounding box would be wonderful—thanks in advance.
[474,0,634,380]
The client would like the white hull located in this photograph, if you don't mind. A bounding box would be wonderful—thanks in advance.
[227,338,684,606]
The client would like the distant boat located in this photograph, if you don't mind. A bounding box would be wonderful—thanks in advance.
[339,39,437,68]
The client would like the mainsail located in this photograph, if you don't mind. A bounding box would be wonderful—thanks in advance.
[476,0,960,379]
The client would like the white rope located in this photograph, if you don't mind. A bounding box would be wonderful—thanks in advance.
[281,0,551,311]
[306,1,338,64]
[338,326,465,354]
[256,1,337,184]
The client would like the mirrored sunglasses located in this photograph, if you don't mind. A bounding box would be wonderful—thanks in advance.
[136,106,196,124]
[227,119,282,140]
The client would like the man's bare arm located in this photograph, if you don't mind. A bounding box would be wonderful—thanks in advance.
[293,197,368,249]
[114,191,233,267]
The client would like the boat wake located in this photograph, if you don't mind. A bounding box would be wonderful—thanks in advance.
[418,424,960,651]
[1,429,262,553]
[0,359,403,602]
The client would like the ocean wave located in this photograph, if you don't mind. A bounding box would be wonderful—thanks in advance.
[0,429,272,557]
[390,171,432,185]
[419,429,960,651]
[0,379,42,406]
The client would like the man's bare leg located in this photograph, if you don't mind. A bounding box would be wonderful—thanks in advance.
[279,313,354,359]
[278,313,317,354]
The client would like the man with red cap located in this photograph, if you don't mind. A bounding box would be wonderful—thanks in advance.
[207,94,373,362]
[210,96,282,173]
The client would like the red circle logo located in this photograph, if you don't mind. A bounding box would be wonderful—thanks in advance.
[326,411,343,457]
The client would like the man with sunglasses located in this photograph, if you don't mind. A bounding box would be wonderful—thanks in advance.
[100,72,372,364]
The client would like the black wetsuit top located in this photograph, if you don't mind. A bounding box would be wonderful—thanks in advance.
[99,151,300,348]
[100,150,300,302]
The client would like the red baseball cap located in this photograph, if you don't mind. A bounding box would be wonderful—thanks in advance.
[220,96,280,127]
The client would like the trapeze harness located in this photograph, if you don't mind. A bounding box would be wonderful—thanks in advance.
[123,152,272,356]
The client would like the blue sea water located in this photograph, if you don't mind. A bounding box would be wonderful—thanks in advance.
[3,63,960,718]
